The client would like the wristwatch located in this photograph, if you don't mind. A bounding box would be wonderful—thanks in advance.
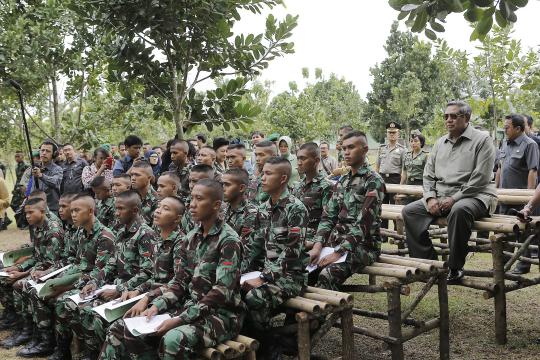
[333,245,345,255]
[259,272,272,283]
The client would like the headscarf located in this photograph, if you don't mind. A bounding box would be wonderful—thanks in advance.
[144,150,162,177]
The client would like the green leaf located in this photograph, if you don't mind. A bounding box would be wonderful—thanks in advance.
[397,11,408,20]
[476,11,494,37]
[425,28,437,40]
[507,0,528,7]
[430,20,445,32]
[411,11,428,32]
[495,10,508,27]
[472,0,494,6]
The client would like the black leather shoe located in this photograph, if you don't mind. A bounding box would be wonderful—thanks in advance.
[0,324,32,348]
[447,269,464,284]
[47,340,72,360]
[511,267,530,275]
[0,312,19,330]
[17,331,55,358]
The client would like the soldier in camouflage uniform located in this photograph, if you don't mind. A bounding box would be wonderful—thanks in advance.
[181,164,215,232]
[129,160,158,226]
[51,194,116,360]
[223,168,258,245]
[74,190,156,359]
[99,180,245,360]
[168,139,192,203]
[246,140,277,205]
[111,173,131,197]
[156,171,181,200]
[10,150,30,225]
[310,131,384,290]
[90,175,116,229]
[293,142,333,250]
[28,189,62,226]
[1,198,64,357]
[242,157,308,335]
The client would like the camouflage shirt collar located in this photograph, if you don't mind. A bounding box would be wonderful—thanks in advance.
[348,163,371,178]
[194,218,224,237]
[36,217,51,231]
[84,218,103,238]
[227,198,248,215]
[300,172,324,186]
[123,216,144,235]
[268,188,290,209]
[161,225,182,243]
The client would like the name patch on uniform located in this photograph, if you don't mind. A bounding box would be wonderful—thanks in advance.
[290,227,301,234]
[222,261,233,266]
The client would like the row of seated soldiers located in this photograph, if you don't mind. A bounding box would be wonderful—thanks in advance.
[0,130,383,360]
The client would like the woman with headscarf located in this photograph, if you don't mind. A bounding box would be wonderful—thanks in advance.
[144,149,162,181]
[278,135,300,185]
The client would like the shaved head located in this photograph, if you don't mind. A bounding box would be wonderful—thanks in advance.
[195,179,223,202]
[25,197,46,211]
[116,190,142,209]
[264,156,292,179]
[162,196,185,215]
[71,194,96,211]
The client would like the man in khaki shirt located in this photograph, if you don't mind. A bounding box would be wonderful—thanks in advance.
[402,101,497,283]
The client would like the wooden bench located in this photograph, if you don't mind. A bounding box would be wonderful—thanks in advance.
[200,335,259,360]
[272,287,355,360]
[341,256,449,360]
[380,203,540,345]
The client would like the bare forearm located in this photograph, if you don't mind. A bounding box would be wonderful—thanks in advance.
[527,170,537,189]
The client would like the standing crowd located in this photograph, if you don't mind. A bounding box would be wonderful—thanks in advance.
[0,100,539,359]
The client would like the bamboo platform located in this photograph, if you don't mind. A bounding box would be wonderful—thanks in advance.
[340,256,449,360]
[199,335,259,360]
[380,203,540,346]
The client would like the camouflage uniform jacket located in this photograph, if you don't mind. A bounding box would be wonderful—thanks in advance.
[314,163,384,256]
[96,196,116,229]
[92,216,157,292]
[148,220,244,324]
[135,226,184,294]
[292,172,333,243]
[15,161,30,185]
[242,189,308,294]
[246,174,269,205]
[60,222,79,266]
[224,199,258,246]
[180,196,195,233]
[68,219,116,288]
[168,162,192,203]
[18,218,64,271]
[140,187,158,226]
[46,209,62,228]
[402,149,429,184]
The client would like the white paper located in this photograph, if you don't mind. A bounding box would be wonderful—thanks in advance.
[306,247,348,273]
[125,314,172,336]
[68,284,117,305]
[28,280,45,293]
[92,293,147,320]
[39,265,72,282]
[0,271,10,277]
[240,271,261,285]
[0,252,4,263]
[92,301,109,320]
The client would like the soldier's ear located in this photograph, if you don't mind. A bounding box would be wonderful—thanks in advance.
[239,183,247,194]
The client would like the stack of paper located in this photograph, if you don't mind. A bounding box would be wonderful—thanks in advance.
[306,247,348,273]
[240,271,261,285]
[0,247,33,267]
[124,314,172,336]
[68,284,117,304]
[0,271,10,277]
[92,293,147,323]
[28,272,82,298]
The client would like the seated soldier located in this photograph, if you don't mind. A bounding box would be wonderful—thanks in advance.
[100,180,244,360]
[1,198,64,357]
[156,171,181,200]
[197,146,223,182]
[309,131,384,290]
[293,142,333,251]
[111,173,131,197]
[51,194,116,360]
[241,157,308,347]
[168,139,192,202]
[222,168,258,245]
[0,192,77,351]
[129,160,158,226]
[226,143,248,170]
[27,189,62,225]
[181,164,215,232]
[66,190,156,360]
[90,176,116,229]
[246,140,278,204]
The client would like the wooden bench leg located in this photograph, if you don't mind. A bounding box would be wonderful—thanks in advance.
[491,237,507,345]
[437,273,450,360]
[341,307,354,360]
[387,286,404,360]
[296,312,311,360]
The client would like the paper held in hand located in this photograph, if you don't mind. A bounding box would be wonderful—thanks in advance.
[124,314,172,336]
[240,271,261,285]
[68,285,117,305]
[39,265,72,282]
[92,293,147,323]
[306,247,348,273]
[0,271,10,277]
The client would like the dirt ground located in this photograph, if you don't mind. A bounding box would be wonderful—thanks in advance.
[0,222,539,359]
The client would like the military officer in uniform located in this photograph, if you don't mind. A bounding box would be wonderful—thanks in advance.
[401,133,429,186]
[376,122,405,229]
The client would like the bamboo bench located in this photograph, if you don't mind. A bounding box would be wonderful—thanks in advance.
[271,286,355,360]
[381,203,540,345]
[341,255,449,360]
[200,335,259,360]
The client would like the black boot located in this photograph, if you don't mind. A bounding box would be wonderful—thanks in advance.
[0,320,32,348]
[17,329,56,358]
[48,338,72,360]
[79,350,99,360]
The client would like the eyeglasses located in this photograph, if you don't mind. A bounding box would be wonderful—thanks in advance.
[444,113,463,120]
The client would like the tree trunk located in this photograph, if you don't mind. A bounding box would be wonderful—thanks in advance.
[51,75,61,143]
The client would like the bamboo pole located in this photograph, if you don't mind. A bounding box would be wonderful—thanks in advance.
[341,307,354,360]
[362,266,412,279]
[234,335,259,351]
[504,234,536,272]
[401,276,437,321]
[491,235,508,345]
[215,344,236,359]
[385,184,535,197]
[305,286,353,303]
[401,318,440,342]
[345,324,400,344]
[371,262,419,276]
[296,312,310,360]
[383,255,448,269]
[379,255,435,273]
[352,308,424,327]
[303,292,345,306]
[284,297,320,313]
[437,273,450,360]
[223,341,246,353]
[201,348,222,360]
[502,252,540,265]
[387,286,404,360]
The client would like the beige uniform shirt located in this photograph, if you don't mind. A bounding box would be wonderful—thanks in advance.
[377,143,405,175]
[422,125,497,213]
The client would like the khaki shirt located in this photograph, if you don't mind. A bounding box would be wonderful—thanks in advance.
[377,143,405,174]
[423,125,497,213]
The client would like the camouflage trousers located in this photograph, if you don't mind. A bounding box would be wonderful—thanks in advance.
[312,248,378,291]
[244,280,303,331]
[100,312,243,360]
[54,289,82,341]
[0,277,15,310]
[12,277,33,322]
